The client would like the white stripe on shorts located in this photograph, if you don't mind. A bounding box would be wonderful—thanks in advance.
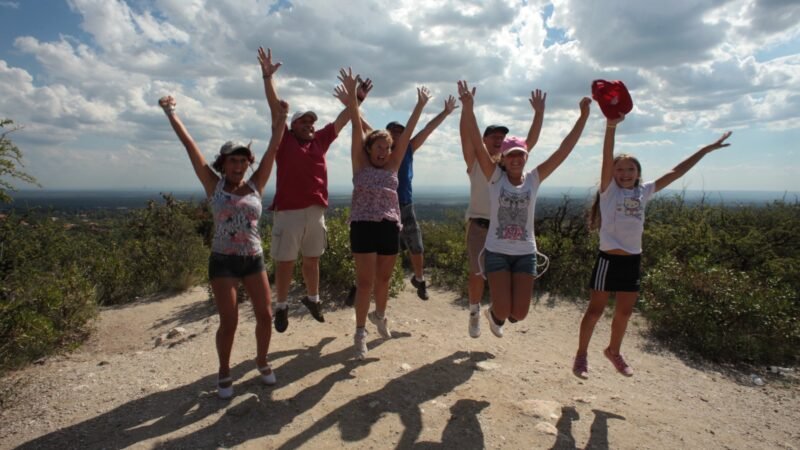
[594,257,609,291]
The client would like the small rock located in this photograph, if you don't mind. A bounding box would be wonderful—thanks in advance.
[97,361,110,366]
[167,327,186,338]
[369,400,380,408]
[573,395,595,404]
[400,363,412,371]
[750,374,765,386]
[535,422,558,435]
[475,361,500,371]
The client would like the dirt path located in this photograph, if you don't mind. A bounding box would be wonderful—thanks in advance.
[1,284,798,449]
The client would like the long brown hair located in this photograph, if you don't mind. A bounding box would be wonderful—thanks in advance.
[588,154,642,231]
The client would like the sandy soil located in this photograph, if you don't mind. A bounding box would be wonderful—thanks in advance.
[1,283,798,450]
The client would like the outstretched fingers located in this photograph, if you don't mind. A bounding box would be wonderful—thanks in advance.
[257,47,282,77]
[710,131,733,150]
[444,95,458,113]
[529,89,546,113]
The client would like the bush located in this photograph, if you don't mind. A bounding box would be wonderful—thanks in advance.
[641,255,799,364]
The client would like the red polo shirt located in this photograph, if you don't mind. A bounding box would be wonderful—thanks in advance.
[269,122,338,211]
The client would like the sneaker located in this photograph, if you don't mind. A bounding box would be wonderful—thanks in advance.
[258,364,276,386]
[301,296,325,323]
[604,348,633,377]
[483,308,503,338]
[354,329,368,360]
[274,305,288,333]
[469,311,481,338]
[345,285,357,307]
[217,376,234,399]
[572,354,589,379]
[368,311,392,339]
[410,276,429,300]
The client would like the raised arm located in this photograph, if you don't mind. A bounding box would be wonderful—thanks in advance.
[654,131,732,192]
[250,100,289,194]
[525,89,546,151]
[338,68,368,174]
[409,95,458,151]
[387,86,431,171]
[158,96,219,197]
[458,80,494,181]
[333,78,373,132]
[257,47,283,124]
[599,113,626,193]
[536,97,591,182]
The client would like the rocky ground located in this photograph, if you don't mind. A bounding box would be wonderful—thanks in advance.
[1,284,798,449]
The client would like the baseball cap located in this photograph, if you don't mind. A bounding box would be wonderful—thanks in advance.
[385,121,405,131]
[219,141,252,156]
[591,79,633,120]
[500,136,527,157]
[290,110,318,124]
[483,124,509,137]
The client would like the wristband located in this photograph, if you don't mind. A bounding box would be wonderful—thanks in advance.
[607,124,616,129]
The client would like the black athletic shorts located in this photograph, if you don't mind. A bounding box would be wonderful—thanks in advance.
[208,252,265,279]
[350,220,400,255]
[588,251,642,292]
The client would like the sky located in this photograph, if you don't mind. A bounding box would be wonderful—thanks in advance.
[1,0,799,194]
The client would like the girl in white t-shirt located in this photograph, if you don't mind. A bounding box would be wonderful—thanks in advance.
[573,114,732,378]
[458,80,591,338]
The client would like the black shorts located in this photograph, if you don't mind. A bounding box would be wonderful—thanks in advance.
[588,251,642,292]
[350,220,400,255]
[208,252,265,279]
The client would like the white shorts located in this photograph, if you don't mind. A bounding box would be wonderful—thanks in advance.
[270,205,327,261]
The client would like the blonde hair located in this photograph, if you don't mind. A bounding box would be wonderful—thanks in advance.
[588,154,643,231]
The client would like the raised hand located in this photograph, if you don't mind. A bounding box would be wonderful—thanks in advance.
[257,47,282,78]
[457,80,476,109]
[579,97,592,117]
[705,131,733,152]
[158,95,176,114]
[357,77,373,103]
[333,84,349,105]
[529,89,546,114]
[608,112,625,127]
[417,86,432,106]
[337,67,358,96]
[443,95,458,114]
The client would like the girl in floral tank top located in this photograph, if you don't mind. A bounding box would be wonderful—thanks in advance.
[338,67,430,360]
[159,89,288,399]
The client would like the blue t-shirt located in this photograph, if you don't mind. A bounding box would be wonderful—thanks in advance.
[396,144,414,205]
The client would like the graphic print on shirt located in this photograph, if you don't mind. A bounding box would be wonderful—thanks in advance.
[214,195,259,248]
[619,186,644,220]
[495,187,530,241]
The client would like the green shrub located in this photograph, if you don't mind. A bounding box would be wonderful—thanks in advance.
[420,211,469,297]
[641,255,799,364]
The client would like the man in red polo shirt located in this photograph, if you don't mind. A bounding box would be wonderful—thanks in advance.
[258,47,369,332]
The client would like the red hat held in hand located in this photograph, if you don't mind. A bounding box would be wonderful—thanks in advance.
[591,80,633,119]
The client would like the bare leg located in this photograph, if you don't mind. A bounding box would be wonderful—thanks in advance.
[409,252,424,280]
[274,259,295,303]
[509,273,534,321]
[353,253,377,328]
[577,290,611,356]
[487,271,512,321]
[374,254,398,315]
[242,271,272,368]
[468,273,485,306]
[302,256,320,297]
[210,278,239,378]
[608,292,638,354]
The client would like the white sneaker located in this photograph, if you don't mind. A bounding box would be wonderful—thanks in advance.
[258,364,276,386]
[483,308,504,338]
[217,377,234,399]
[469,310,481,338]
[368,311,392,339]
[354,329,368,360]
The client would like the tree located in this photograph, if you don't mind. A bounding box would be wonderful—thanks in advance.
[0,119,39,203]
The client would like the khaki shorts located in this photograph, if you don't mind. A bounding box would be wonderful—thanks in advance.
[270,205,327,261]
[466,218,489,276]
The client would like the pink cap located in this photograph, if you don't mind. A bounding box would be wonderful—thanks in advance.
[500,136,527,157]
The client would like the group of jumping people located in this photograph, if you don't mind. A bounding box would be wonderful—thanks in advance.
[159,47,732,398]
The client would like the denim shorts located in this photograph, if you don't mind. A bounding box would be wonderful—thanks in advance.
[208,252,266,279]
[484,250,537,275]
